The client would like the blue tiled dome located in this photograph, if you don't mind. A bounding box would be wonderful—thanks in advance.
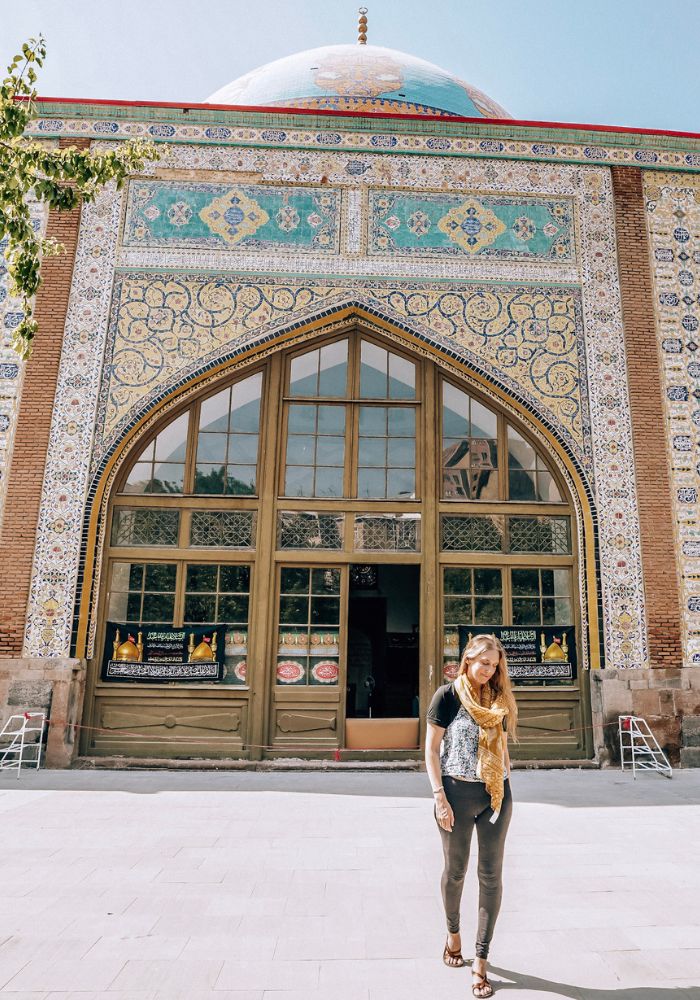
[206,44,510,119]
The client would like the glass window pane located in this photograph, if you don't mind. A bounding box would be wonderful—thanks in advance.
[220,565,251,591]
[149,463,184,494]
[197,433,228,463]
[470,399,498,439]
[288,404,316,433]
[199,387,230,432]
[553,570,572,597]
[443,384,469,438]
[388,407,415,435]
[154,413,189,462]
[312,568,341,594]
[315,466,344,497]
[129,564,145,589]
[473,568,502,595]
[218,595,249,622]
[387,468,415,498]
[317,405,346,434]
[279,596,308,624]
[142,593,175,622]
[360,341,388,397]
[281,567,310,593]
[230,373,263,432]
[357,468,386,499]
[472,468,499,500]
[554,599,573,624]
[359,437,386,468]
[512,568,540,596]
[444,597,472,624]
[470,439,498,470]
[228,433,259,465]
[316,436,345,465]
[512,598,540,625]
[195,465,225,494]
[537,470,562,502]
[286,435,315,464]
[290,349,319,396]
[126,592,142,621]
[359,406,387,435]
[318,341,348,397]
[145,564,176,590]
[387,437,415,467]
[542,598,556,624]
[474,597,502,624]
[311,597,340,624]
[226,466,256,495]
[509,469,537,501]
[186,564,218,591]
[285,466,314,497]
[444,568,472,594]
[184,594,216,622]
[124,462,153,494]
[388,353,416,399]
[108,591,129,621]
[508,427,536,470]
[540,569,555,596]
[110,562,133,592]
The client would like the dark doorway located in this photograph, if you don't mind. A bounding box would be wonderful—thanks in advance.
[346,564,420,719]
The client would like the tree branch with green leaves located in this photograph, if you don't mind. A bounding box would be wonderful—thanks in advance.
[0,36,158,359]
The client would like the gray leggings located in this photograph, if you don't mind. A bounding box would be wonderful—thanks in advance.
[436,776,512,959]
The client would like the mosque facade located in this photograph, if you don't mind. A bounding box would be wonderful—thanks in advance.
[1,26,699,766]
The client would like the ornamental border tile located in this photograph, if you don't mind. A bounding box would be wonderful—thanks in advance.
[24,144,647,673]
[644,172,700,665]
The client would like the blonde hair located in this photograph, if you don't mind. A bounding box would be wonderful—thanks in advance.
[458,633,519,742]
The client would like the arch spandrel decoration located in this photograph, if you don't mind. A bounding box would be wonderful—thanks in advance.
[78,315,595,668]
[93,280,589,478]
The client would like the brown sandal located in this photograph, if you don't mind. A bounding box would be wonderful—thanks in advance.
[471,968,494,998]
[442,939,465,968]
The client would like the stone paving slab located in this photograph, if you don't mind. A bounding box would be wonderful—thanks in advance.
[0,769,699,998]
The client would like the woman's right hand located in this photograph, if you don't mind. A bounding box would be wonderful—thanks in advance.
[435,791,454,832]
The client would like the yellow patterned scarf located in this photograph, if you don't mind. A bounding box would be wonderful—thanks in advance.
[454,673,508,819]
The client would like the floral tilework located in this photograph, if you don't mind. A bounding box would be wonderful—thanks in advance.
[369,191,574,260]
[123,180,340,252]
[644,173,700,665]
[23,142,646,676]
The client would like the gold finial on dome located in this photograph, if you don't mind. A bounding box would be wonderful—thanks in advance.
[358,7,368,44]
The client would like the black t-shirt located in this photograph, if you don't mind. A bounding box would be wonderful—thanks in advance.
[427,682,462,729]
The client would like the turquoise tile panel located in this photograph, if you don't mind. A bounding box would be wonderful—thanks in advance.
[368,191,574,261]
[123,180,340,253]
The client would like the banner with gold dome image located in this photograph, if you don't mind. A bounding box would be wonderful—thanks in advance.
[457,626,576,686]
[102,622,227,682]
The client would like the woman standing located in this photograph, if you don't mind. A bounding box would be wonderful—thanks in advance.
[425,634,518,999]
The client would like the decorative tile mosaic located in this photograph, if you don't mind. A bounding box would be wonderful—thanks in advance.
[368,191,573,260]
[27,101,700,174]
[0,199,48,536]
[23,143,646,677]
[123,179,340,252]
[99,273,586,463]
[644,173,700,666]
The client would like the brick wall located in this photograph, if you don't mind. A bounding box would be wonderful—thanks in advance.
[0,138,89,656]
[611,166,683,668]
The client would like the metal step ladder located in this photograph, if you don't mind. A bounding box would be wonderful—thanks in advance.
[619,714,672,778]
[0,713,47,778]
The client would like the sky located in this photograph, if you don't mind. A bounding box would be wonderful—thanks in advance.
[1,0,698,133]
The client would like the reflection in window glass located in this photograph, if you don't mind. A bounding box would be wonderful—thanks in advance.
[442,567,503,681]
[507,427,562,502]
[182,563,251,685]
[442,384,498,500]
[285,404,346,497]
[107,562,177,624]
[357,406,416,499]
[511,567,572,625]
[195,373,262,495]
[359,341,415,399]
[289,341,348,397]
[123,414,189,495]
[276,567,341,686]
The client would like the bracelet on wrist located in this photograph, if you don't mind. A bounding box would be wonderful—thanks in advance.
[432,786,444,795]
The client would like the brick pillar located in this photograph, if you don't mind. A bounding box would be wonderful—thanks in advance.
[611,166,683,667]
[0,139,90,656]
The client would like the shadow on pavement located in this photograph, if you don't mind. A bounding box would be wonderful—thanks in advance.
[489,964,700,999]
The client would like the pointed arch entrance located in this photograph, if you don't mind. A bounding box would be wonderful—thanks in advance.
[81,317,595,761]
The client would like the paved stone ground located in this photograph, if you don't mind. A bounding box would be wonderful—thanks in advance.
[0,767,699,999]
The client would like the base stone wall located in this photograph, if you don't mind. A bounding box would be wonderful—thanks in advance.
[0,658,86,768]
[592,668,700,766]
